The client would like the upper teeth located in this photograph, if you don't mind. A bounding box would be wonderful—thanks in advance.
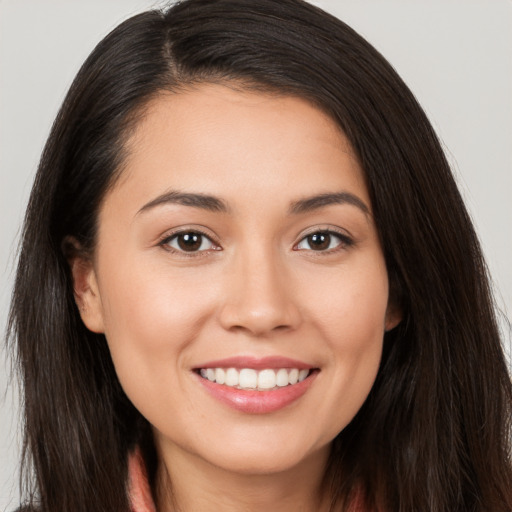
[199,368,310,390]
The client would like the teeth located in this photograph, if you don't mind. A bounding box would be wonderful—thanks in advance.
[225,368,239,387]
[239,369,257,389]
[215,368,226,385]
[199,367,311,390]
[276,368,289,387]
[288,368,299,385]
[298,369,309,382]
[258,369,276,389]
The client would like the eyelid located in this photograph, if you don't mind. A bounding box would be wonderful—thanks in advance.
[157,226,222,255]
[293,226,354,252]
[155,224,354,256]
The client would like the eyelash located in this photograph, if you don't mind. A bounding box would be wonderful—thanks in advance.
[158,228,354,257]
[158,228,221,257]
[294,229,354,254]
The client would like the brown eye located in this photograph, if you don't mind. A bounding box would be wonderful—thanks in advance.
[306,233,331,251]
[296,230,352,252]
[164,231,216,253]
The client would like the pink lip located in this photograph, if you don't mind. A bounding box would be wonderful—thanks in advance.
[193,356,318,414]
[197,374,317,414]
[194,355,314,370]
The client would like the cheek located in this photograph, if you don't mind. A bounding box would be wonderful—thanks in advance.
[101,254,214,337]
[96,257,216,401]
[309,256,390,342]
[306,260,388,428]
[331,272,388,377]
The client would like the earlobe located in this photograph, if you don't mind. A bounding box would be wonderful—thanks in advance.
[384,302,402,332]
[65,239,105,334]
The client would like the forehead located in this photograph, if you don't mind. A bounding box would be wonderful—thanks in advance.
[103,83,369,216]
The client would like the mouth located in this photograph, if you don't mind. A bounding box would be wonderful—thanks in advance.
[193,356,319,414]
[197,367,312,391]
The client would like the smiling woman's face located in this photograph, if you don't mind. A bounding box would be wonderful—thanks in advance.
[74,84,399,478]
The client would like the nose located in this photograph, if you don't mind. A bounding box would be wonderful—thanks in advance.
[218,247,302,337]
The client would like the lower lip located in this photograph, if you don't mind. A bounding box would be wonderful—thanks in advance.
[196,371,318,414]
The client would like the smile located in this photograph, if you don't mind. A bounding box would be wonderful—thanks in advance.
[199,367,310,390]
[194,357,319,414]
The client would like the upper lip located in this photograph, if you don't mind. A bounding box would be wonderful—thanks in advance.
[194,355,315,371]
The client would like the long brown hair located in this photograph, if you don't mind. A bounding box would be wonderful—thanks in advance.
[8,0,512,510]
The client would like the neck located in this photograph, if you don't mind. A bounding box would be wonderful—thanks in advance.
[154,441,332,512]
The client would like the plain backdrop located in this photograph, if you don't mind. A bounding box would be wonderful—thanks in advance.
[1,0,511,509]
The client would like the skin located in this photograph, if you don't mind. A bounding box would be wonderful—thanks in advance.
[72,84,401,511]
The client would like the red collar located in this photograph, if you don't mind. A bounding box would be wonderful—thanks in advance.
[128,448,157,512]
[128,449,366,511]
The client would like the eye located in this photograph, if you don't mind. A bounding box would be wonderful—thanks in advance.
[295,230,351,252]
[162,231,218,253]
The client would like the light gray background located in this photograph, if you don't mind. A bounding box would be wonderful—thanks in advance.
[1,0,511,509]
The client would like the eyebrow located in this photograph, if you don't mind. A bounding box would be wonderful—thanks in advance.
[137,190,229,215]
[288,192,370,216]
[137,190,369,216]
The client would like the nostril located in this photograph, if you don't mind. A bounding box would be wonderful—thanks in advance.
[217,282,302,335]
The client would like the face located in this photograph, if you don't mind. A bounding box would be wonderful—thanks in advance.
[74,84,400,477]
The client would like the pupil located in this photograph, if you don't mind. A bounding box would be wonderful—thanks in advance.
[178,233,202,251]
[309,233,330,250]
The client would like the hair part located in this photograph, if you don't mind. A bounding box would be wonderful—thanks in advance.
[8,1,512,511]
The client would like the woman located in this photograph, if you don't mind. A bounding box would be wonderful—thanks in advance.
[7,0,512,510]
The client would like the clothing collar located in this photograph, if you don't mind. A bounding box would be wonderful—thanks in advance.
[128,448,157,512]
[127,449,365,511]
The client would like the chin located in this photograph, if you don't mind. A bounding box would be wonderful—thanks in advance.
[192,433,331,477]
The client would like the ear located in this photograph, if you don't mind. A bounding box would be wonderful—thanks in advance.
[64,238,105,333]
[384,301,402,332]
